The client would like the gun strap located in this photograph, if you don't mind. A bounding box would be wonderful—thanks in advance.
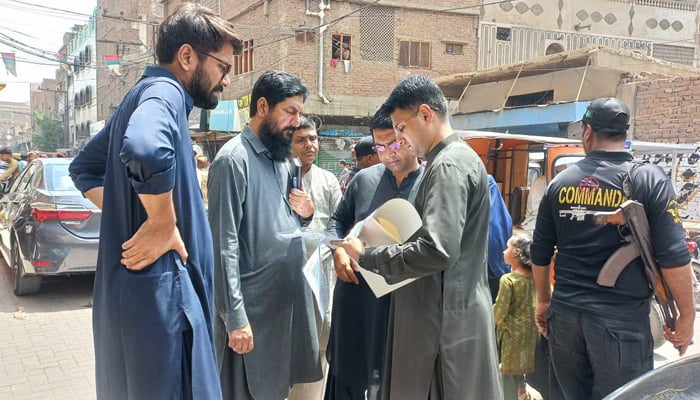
[622,160,649,200]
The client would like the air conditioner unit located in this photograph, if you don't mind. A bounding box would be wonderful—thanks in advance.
[544,40,567,55]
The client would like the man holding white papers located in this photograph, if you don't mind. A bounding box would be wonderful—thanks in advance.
[325,106,422,400]
[333,76,503,400]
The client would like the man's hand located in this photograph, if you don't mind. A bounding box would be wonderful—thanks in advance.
[660,264,695,356]
[289,188,314,219]
[535,301,550,338]
[121,219,188,270]
[333,247,359,284]
[228,324,254,354]
[331,236,365,262]
[664,312,694,356]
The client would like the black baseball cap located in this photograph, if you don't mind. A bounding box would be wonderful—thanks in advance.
[354,136,376,157]
[582,97,630,134]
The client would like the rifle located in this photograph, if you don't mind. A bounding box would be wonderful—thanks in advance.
[559,206,591,221]
[594,200,678,330]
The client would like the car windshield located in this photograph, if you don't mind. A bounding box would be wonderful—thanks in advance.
[45,164,79,192]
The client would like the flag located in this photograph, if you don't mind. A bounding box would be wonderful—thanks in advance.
[104,54,121,75]
[1,52,17,77]
[56,53,71,72]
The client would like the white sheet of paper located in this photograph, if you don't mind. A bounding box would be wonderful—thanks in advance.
[353,259,417,298]
[302,247,330,320]
[351,198,423,298]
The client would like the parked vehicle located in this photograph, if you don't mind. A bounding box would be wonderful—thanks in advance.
[456,130,584,225]
[0,158,100,295]
[604,353,700,399]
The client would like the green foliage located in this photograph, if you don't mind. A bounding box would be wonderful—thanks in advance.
[32,111,64,152]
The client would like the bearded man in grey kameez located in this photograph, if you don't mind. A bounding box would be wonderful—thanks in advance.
[208,71,322,399]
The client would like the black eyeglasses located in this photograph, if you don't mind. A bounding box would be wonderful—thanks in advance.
[393,109,420,136]
[196,49,232,80]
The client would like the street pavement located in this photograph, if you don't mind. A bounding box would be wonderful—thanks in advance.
[0,260,95,400]
[0,255,699,399]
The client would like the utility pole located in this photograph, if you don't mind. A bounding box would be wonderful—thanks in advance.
[38,87,69,148]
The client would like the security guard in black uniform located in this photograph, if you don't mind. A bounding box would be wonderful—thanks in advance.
[530,97,695,399]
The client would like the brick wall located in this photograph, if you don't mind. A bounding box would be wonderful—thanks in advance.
[222,0,479,117]
[634,75,700,144]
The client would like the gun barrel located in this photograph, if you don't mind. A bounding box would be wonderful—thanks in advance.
[620,200,679,331]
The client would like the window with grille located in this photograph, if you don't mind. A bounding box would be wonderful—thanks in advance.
[496,27,511,41]
[234,39,254,76]
[332,34,352,60]
[295,30,317,44]
[652,44,694,66]
[399,41,431,68]
[445,42,463,55]
[359,6,395,62]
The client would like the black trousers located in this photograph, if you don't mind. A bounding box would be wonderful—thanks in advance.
[547,303,653,400]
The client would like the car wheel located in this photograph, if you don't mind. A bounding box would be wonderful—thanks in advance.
[11,238,41,296]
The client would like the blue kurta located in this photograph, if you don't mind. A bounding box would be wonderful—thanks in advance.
[69,66,221,400]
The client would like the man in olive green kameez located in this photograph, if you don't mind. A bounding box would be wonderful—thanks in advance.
[334,76,503,400]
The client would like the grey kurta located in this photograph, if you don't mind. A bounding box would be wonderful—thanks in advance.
[359,134,503,400]
[208,126,321,399]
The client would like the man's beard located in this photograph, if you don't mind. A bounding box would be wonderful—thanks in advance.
[259,118,294,161]
[189,64,222,110]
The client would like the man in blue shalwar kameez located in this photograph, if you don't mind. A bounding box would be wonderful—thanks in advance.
[68,4,239,399]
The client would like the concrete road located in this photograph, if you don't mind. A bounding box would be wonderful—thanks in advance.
[0,253,699,399]
[0,259,95,400]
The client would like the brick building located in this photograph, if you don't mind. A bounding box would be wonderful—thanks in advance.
[56,0,482,161]
[29,79,60,122]
[95,0,159,123]
[0,101,30,150]
[177,0,478,170]
[635,75,700,143]
[221,0,478,119]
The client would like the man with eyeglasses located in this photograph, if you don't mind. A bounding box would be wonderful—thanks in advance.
[69,4,237,399]
[333,76,503,399]
[325,105,422,400]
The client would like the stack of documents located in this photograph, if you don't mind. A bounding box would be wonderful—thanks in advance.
[303,198,422,311]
